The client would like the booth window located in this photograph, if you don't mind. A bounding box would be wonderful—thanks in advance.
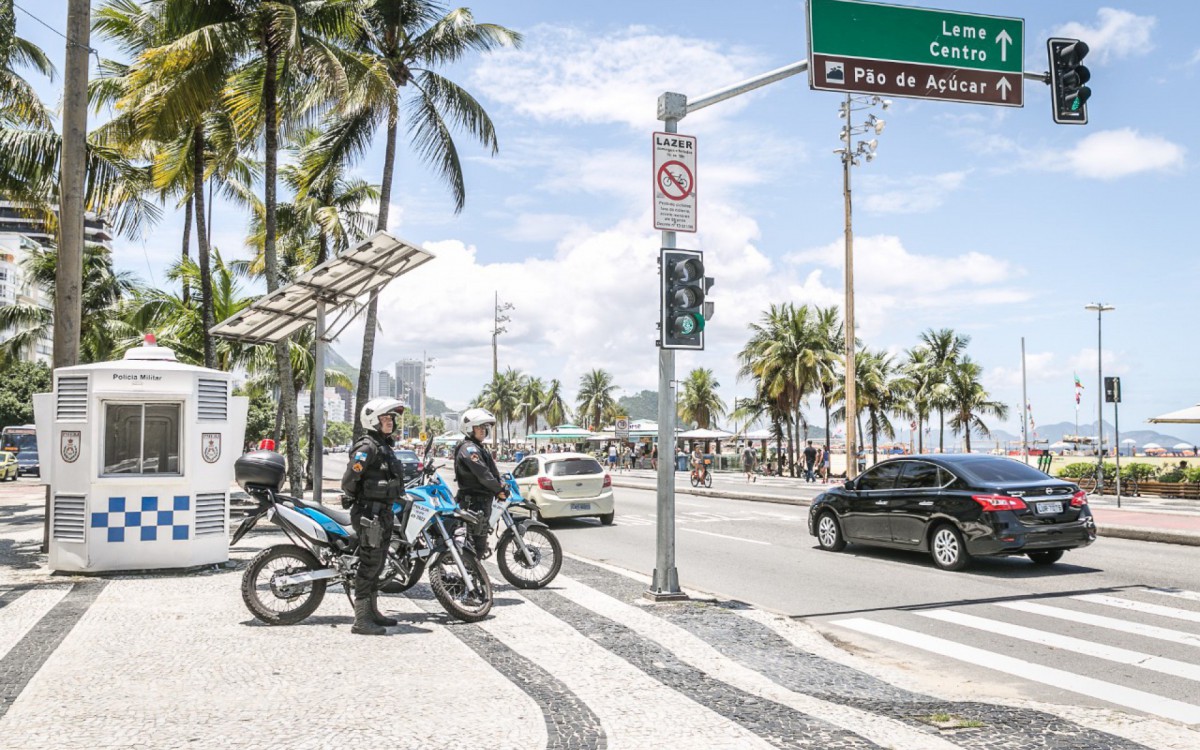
[103,403,182,476]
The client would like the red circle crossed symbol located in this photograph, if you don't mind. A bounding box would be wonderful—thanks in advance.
[657,160,693,201]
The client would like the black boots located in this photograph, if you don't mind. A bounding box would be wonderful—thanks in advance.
[352,597,386,635]
[369,593,397,627]
[473,535,492,560]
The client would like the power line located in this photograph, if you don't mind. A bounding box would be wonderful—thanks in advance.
[13,2,100,58]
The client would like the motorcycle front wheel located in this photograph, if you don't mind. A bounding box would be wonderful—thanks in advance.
[496,527,562,589]
[241,544,327,626]
[428,550,492,622]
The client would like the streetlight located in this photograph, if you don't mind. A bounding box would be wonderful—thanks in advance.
[421,352,436,439]
[493,291,514,378]
[1084,302,1114,491]
[835,94,889,479]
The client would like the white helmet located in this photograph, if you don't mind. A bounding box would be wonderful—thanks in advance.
[360,397,405,432]
[460,407,496,435]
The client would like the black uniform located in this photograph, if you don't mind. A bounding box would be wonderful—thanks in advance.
[453,435,504,554]
[340,431,404,600]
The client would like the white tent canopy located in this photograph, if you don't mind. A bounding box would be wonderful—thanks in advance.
[1173,442,1196,450]
[1121,438,1138,444]
[527,424,593,440]
[433,431,464,445]
[678,428,734,440]
[1143,442,1163,449]
[741,429,776,440]
[1148,404,1200,424]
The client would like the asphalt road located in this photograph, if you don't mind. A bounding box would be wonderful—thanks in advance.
[325,453,1200,724]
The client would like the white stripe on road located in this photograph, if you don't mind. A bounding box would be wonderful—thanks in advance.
[917,609,1200,683]
[681,528,771,546]
[832,617,1200,725]
[1145,587,1200,604]
[1073,594,1200,624]
[998,601,1200,648]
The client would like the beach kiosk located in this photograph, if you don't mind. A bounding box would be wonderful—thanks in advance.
[32,336,248,573]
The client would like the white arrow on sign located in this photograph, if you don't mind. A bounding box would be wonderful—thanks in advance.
[996,76,1012,101]
[995,29,1013,63]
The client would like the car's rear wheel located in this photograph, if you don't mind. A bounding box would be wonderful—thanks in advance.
[1027,549,1064,565]
[815,511,846,552]
[598,511,614,526]
[930,524,971,571]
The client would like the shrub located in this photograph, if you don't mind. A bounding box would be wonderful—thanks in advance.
[1120,463,1157,483]
[1056,463,1094,479]
[1185,467,1200,484]
[1158,468,1186,483]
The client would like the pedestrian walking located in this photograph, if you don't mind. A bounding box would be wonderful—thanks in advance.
[651,444,659,470]
[742,444,757,483]
[803,441,817,482]
[820,445,831,483]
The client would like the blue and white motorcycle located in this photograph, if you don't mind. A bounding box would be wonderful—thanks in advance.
[232,448,491,625]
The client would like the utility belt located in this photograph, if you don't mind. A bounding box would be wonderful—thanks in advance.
[361,476,405,500]
[456,489,494,504]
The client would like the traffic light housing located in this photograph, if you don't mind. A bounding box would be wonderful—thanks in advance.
[660,248,713,350]
[1048,38,1090,125]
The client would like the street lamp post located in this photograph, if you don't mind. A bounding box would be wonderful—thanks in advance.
[835,94,888,479]
[493,292,514,379]
[421,351,435,442]
[1085,303,1114,492]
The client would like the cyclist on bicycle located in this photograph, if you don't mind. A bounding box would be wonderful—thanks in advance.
[690,445,707,483]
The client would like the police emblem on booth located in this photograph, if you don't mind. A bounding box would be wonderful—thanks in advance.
[61,431,81,463]
[202,433,221,463]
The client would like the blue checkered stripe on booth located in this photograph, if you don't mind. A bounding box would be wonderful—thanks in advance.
[91,496,190,542]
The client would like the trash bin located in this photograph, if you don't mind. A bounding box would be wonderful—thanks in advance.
[514,450,524,463]
[676,454,688,472]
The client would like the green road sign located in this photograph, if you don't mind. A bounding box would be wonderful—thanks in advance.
[808,0,1024,107]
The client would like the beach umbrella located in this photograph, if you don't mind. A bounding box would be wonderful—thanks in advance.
[1173,442,1194,451]
[1143,442,1162,449]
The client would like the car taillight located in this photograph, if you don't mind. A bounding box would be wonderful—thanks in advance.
[971,494,1027,511]
[603,474,612,488]
[417,462,424,471]
[1070,490,1088,507]
[538,477,555,491]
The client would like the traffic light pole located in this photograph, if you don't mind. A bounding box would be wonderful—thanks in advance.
[649,112,686,602]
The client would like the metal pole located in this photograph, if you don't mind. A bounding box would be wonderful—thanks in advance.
[313,301,326,504]
[1114,392,1121,508]
[842,93,858,479]
[55,0,90,368]
[1096,308,1103,493]
[648,110,685,602]
[1021,337,1029,465]
[421,349,427,440]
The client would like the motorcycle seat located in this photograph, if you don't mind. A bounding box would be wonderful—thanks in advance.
[292,497,353,527]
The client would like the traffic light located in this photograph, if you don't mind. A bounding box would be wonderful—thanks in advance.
[1047,38,1090,125]
[660,248,713,350]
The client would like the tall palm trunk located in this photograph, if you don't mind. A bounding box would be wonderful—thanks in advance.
[917,417,924,454]
[192,127,215,369]
[938,407,945,453]
[263,39,302,496]
[354,104,399,441]
[870,410,879,463]
[181,194,192,303]
[784,414,795,477]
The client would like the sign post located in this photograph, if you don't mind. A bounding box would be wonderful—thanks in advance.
[615,416,630,442]
[1106,376,1121,506]
[653,132,697,232]
[807,0,1024,107]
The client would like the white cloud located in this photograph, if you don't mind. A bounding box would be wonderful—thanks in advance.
[862,171,970,214]
[1056,128,1185,180]
[1054,8,1156,64]
[471,24,766,129]
[1190,49,1200,66]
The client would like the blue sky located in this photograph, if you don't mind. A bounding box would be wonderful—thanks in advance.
[14,1,1200,442]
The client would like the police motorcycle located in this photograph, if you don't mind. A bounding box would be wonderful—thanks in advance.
[231,445,492,625]
[380,437,561,591]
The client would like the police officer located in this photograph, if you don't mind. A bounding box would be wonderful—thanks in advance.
[340,397,407,636]
[453,408,506,559]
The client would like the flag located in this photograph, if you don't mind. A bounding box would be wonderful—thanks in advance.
[1075,392,1081,405]
[1026,401,1035,430]
[1074,373,1084,389]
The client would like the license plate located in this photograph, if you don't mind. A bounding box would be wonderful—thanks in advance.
[1036,501,1063,514]
[569,503,592,511]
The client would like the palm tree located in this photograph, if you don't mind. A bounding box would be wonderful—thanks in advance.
[844,349,899,463]
[0,6,55,129]
[898,347,936,454]
[475,368,522,447]
[678,368,727,429]
[920,327,970,453]
[576,369,618,431]
[301,2,521,441]
[811,305,845,456]
[517,375,546,437]
[946,357,1009,453]
[0,243,141,366]
[541,379,571,428]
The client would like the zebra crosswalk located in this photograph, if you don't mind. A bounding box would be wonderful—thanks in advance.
[830,586,1200,726]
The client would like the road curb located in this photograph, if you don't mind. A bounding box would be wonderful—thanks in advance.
[613,481,1200,547]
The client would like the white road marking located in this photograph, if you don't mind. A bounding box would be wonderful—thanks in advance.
[832,617,1200,725]
[680,528,771,546]
[1073,594,1200,624]
[917,609,1200,683]
[0,587,71,662]
[1145,587,1200,604]
[998,601,1200,648]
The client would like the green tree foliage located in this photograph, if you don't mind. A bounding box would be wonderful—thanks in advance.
[237,387,276,447]
[677,368,726,429]
[0,360,51,428]
[576,369,618,431]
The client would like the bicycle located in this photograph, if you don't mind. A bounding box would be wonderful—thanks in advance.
[689,458,713,488]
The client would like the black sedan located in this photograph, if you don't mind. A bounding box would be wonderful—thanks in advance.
[807,454,1096,570]
[393,448,422,484]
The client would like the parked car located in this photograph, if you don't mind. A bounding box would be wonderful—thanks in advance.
[0,451,17,481]
[808,454,1096,571]
[511,452,615,524]
[393,448,422,484]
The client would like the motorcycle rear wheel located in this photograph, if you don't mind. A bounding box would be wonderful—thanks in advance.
[428,550,492,622]
[496,527,562,589]
[241,544,327,626]
[378,544,426,594]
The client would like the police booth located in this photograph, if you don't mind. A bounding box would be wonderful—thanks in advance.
[33,337,248,572]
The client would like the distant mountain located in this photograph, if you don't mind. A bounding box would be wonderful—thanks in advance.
[617,390,658,421]
[326,347,359,386]
[912,420,1191,449]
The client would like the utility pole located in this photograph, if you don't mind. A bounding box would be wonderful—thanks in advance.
[1085,303,1114,492]
[55,0,91,368]
[1021,337,1029,465]
[492,292,513,379]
